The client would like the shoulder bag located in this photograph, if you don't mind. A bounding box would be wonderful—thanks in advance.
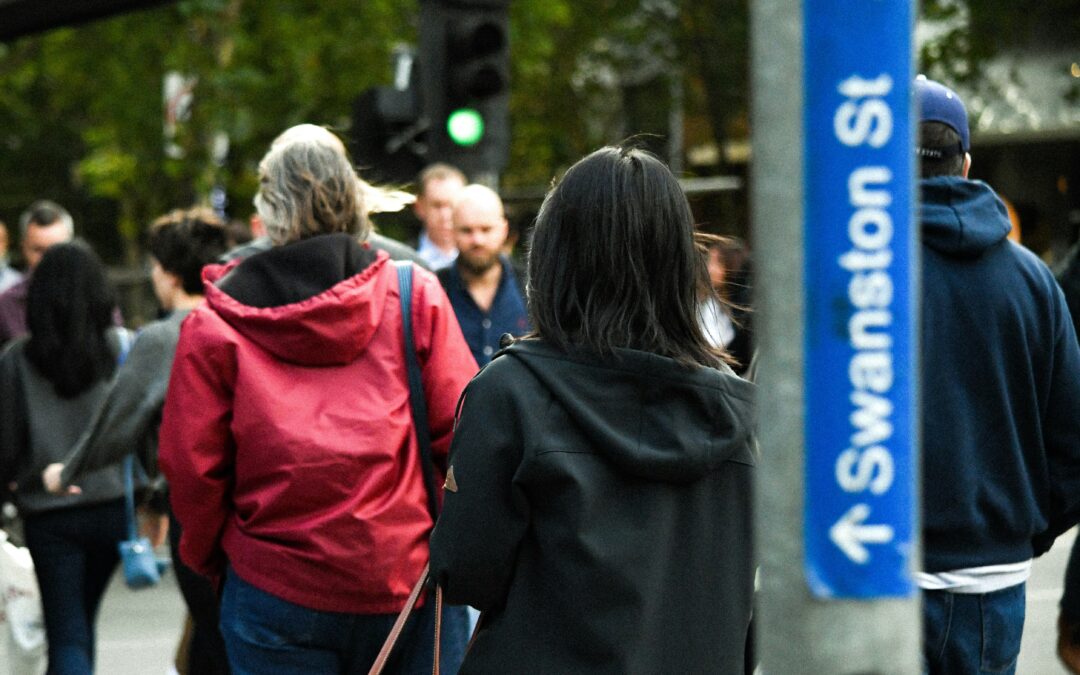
[368,262,448,675]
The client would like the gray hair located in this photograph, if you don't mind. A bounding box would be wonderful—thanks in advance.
[19,200,74,238]
[254,126,368,245]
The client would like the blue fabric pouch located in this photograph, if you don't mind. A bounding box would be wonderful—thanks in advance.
[119,536,164,589]
[118,454,169,590]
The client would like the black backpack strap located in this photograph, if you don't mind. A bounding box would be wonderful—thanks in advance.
[394,261,440,520]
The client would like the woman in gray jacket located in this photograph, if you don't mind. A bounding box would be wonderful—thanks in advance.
[0,242,132,674]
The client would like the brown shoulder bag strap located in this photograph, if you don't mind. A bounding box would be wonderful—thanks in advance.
[367,564,443,675]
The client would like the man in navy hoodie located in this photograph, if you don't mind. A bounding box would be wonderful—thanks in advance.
[914,77,1080,674]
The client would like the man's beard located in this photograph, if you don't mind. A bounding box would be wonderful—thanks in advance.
[458,249,500,276]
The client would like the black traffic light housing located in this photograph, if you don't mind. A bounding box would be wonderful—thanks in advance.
[419,0,510,178]
[351,83,426,185]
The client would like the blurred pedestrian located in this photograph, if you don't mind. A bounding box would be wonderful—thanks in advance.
[0,219,22,293]
[0,201,74,346]
[1061,537,1080,673]
[913,77,1080,675]
[429,146,757,674]
[1054,239,1080,673]
[1055,239,1080,342]
[437,184,528,367]
[42,207,231,674]
[0,242,133,674]
[413,163,466,270]
[159,124,477,675]
[699,236,753,375]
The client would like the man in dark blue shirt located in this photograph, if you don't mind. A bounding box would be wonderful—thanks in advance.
[436,184,528,366]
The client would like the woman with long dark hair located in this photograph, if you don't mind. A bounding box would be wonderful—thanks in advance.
[42,208,231,673]
[430,146,757,673]
[0,242,133,674]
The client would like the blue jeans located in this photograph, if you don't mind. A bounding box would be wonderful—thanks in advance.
[922,583,1026,675]
[220,567,470,675]
[23,499,127,675]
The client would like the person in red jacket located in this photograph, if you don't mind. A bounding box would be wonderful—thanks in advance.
[158,124,477,675]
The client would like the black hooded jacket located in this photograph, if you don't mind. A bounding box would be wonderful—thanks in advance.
[429,339,756,674]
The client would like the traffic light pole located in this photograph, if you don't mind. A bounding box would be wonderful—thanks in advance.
[751,1,921,672]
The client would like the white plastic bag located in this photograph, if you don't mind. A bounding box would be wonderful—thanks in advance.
[0,530,46,675]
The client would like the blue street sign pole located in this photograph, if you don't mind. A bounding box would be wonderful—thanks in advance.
[753,0,920,670]
[803,0,917,600]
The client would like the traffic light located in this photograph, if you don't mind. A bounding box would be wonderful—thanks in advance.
[420,0,510,178]
[351,53,427,185]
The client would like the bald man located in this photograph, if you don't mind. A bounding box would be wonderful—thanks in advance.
[436,184,528,366]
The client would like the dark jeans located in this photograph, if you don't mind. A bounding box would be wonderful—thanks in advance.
[923,583,1026,675]
[23,499,126,675]
[220,567,470,675]
[169,509,230,674]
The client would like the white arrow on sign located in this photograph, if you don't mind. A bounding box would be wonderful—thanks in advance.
[829,503,894,564]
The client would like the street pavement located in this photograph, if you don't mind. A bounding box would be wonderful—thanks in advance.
[97,566,185,674]
[93,529,1077,674]
[1017,527,1074,675]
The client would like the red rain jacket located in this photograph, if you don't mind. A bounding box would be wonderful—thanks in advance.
[159,237,477,613]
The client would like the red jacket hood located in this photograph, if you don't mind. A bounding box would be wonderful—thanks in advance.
[201,250,392,367]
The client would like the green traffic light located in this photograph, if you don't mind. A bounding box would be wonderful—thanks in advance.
[447,108,485,146]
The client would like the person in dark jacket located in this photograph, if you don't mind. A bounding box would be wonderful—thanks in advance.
[43,208,232,674]
[1056,240,1080,342]
[429,146,756,674]
[159,125,477,675]
[912,78,1080,675]
[1054,241,1080,673]
[0,243,133,674]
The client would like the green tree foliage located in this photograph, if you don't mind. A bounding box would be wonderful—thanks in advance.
[0,0,1067,262]
[0,0,729,258]
[0,0,418,261]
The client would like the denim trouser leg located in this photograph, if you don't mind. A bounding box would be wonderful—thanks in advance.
[922,582,1026,675]
[23,500,126,675]
[438,604,471,674]
[220,567,469,675]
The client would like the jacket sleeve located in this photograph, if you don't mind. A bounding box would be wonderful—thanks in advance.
[158,311,237,583]
[411,269,479,466]
[60,328,170,486]
[1033,287,1080,556]
[429,363,529,611]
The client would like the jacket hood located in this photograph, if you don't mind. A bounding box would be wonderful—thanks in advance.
[920,176,1011,257]
[501,340,755,482]
[202,233,388,366]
